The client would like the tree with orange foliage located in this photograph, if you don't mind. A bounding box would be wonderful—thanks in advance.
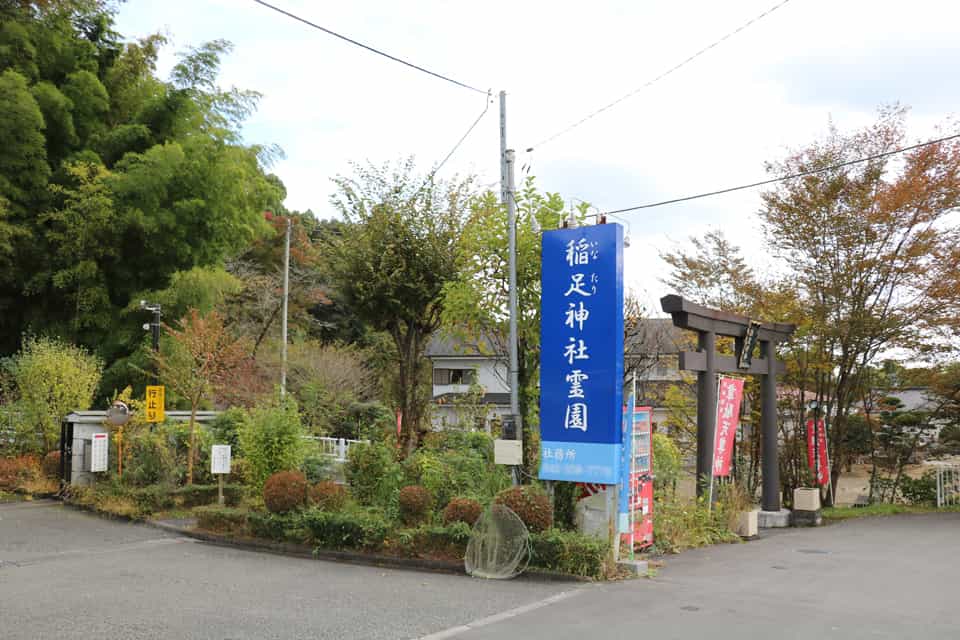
[149,308,264,484]
[759,105,960,503]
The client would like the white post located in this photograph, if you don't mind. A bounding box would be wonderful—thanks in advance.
[338,438,346,462]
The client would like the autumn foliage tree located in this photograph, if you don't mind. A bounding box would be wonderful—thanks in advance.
[150,308,264,483]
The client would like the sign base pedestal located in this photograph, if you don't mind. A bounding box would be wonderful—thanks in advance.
[758,508,791,528]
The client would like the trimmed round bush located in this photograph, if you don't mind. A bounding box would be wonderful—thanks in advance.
[398,485,433,525]
[442,497,482,526]
[41,451,61,478]
[309,481,348,512]
[494,486,553,532]
[263,471,308,513]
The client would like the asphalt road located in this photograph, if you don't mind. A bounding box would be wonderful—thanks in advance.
[1,501,957,640]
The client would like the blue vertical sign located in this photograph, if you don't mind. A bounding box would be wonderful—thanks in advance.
[538,224,624,484]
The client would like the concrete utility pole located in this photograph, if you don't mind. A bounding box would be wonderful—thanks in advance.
[280,216,292,397]
[500,91,522,450]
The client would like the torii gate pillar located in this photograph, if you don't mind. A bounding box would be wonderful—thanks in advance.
[661,295,795,513]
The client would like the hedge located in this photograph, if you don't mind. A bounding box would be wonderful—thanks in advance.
[302,509,389,550]
[195,506,249,535]
[529,529,608,579]
[172,483,244,508]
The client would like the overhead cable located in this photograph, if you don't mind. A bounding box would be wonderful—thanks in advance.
[432,91,493,176]
[526,0,793,152]
[251,0,488,94]
[601,132,960,215]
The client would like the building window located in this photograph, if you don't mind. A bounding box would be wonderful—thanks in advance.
[433,368,476,385]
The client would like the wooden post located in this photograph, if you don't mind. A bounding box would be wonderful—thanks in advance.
[218,474,225,506]
[761,340,780,511]
[696,330,717,497]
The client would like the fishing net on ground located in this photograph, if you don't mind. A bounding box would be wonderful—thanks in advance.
[464,503,531,579]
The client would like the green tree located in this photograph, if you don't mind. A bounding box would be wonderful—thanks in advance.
[238,395,307,489]
[13,336,102,453]
[150,309,263,484]
[441,178,570,470]
[327,160,473,454]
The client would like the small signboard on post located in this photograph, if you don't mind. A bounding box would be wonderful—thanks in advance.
[90,433,109,472]
[145,385,165,423]
[211,444,231,505]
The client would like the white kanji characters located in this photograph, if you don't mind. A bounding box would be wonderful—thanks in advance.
[717,436,728,453]
[564,403,588,432]
[564,273,592,297]
[565,369,589,398]
[565,238,591,267]
[566,449,576,461]
[565,301,590,331]
[722,403,735,419]
[554,447,565,462]
[726,383,737,400]
[563,338,589,365]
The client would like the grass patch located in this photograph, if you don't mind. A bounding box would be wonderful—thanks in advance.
[0,490,24,503]
[823,504,960,522]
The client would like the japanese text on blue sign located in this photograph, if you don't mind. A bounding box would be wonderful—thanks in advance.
[539,224,624,484]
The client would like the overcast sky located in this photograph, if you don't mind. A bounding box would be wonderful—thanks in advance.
[115,0,959,311]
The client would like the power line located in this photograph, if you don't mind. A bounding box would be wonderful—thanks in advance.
[601,132,960,215]
[250,0,487,95]
[432,91,493,176]
[526,0,793,152]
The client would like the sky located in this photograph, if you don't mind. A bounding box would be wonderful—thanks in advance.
[114,0,960,313]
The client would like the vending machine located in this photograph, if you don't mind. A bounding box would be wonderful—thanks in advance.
[621,405,654,550]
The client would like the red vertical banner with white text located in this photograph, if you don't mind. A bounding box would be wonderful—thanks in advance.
[816,420,829,486]
[806,419,829,486]
[712,377,745,477]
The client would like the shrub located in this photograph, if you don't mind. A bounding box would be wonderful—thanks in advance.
[123,430,176,486]
[529,529,607,579]
[172,483,244,508]
[302,508,389,550]
[399,485,432,525]
[900,470,937,506]
[263,471,308,513]
[653,433,682,495]
[309,481,348,512]
[404,447,509,509]
[401,522,472,558]
[129,485,176,514]
[442,497,482,526]
[195,506,249,535]
[422,430,495,461]
[208,407,247,450]
[13,336,102,454]
[247,510,305,541]
[345,442,403,509]
[494,486,553,532]
[229,457,251,485]
[41,451,61,478]
[301,454,333,484]
[0,455,39,490]
[653,496,739,554]
[238,397,307,489]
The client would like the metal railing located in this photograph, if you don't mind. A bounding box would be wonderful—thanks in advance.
[935,463,960,508]
[304,436,368,462]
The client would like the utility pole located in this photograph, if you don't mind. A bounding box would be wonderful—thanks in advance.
[500,91,522,457]
[280,216,291,397]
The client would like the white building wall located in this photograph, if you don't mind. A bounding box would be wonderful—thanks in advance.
[431,357,509,397]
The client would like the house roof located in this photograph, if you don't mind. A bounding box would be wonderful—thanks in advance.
[426,331,504,358]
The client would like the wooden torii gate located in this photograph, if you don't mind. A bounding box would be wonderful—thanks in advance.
[661,295,795,512]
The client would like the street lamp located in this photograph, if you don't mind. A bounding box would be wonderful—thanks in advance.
[139,300,161,355]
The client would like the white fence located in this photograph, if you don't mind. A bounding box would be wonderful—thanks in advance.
[305,436,368,462]
[935,464,960,508]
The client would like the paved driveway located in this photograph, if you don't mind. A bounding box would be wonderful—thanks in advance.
[2,501,957,639]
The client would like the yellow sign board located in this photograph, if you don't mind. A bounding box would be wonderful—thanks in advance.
[145,385,165,423]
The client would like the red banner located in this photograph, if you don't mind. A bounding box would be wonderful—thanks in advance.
[806,419,829,486]
[712,377,744,477]
[816,420,829,486]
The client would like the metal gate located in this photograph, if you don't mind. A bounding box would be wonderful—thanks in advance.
[935,463,960,508]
